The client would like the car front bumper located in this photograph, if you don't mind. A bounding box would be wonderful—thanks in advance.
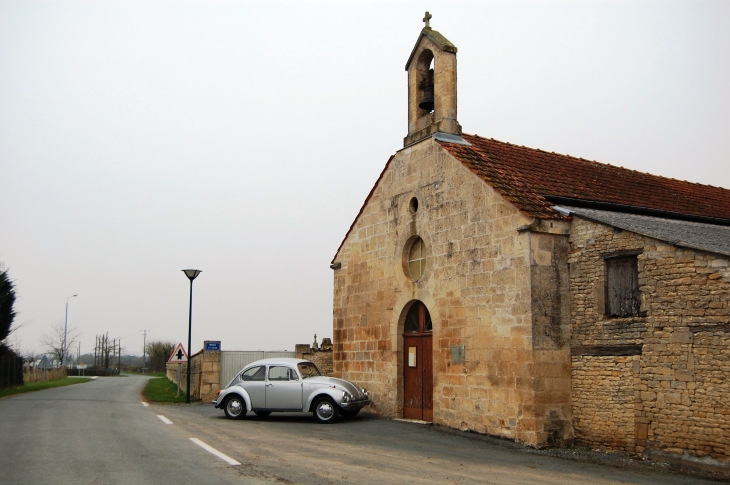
[340,399,370,410]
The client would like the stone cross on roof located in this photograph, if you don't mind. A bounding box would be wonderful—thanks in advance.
[423,11,432,28]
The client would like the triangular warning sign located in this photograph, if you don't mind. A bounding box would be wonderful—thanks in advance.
[168,343,188,363]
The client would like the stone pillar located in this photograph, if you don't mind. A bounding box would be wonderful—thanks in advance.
[199,346,221,403]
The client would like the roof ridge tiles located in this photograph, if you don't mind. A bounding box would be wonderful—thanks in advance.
[462,132,726,189]
[441,133,730,221]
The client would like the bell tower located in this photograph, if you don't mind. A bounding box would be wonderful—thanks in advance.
[404,12,462,147]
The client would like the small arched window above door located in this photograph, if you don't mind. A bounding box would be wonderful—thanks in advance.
[405,301,432,333]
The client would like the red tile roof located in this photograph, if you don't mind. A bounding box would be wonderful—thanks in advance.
[332,134,730,263]
[440,134,730,222]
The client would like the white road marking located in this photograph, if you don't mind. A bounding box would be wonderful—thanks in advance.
[190,438,241,466]
[157,415,173,424]
[142,402,149,407]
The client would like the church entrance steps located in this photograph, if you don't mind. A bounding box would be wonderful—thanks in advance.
[393,418,433,425]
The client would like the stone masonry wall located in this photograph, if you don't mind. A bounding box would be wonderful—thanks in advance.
[332,138,573,446]
[572,355,638,450]
[569,217,730,465]
[529,229,573,445]
[198,349,221,403]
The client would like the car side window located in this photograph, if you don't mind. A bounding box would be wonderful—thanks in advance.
[268,366,290,381]
[288,367,299,381]
[240,366,266,381]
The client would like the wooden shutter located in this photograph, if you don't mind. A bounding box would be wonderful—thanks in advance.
[606,256,640,317]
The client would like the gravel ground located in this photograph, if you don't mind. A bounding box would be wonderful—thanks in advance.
[153,401,728,484]
[430,423,730,483]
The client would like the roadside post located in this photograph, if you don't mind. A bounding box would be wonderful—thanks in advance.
[168,343,188,397]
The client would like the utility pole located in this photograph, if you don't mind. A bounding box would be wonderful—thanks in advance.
[62,294,78,367]
[141,330,149,374]
[118,338,121,374]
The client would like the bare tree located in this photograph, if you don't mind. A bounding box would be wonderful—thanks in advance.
[145,341,175,373]
[42,321,80,366]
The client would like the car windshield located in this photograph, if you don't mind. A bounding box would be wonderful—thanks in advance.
[297,362,321,378]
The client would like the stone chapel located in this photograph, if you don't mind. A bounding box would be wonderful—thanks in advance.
[330,16,730,466]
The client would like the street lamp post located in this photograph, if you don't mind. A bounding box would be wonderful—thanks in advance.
[182,269,201,403]
[62,294,78,367]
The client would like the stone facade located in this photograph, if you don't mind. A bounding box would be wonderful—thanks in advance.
[332,138,574,446]
[569,216,730,464]
[331,17,730,467]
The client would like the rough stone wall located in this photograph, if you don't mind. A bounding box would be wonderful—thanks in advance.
[572,355,638,450]
[569,217,730,464]
[332,138,573,446]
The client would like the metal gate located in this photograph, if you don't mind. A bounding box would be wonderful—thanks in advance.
[219,351,295,387]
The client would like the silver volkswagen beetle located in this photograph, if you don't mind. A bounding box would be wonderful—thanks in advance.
[213,358,370,423]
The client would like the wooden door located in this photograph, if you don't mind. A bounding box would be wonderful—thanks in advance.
[403,302,433,421]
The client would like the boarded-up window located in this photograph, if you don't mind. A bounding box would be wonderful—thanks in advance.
[605,256,640,317]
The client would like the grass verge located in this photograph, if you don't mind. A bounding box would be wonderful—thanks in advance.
[0,377,92,399]
[143,377,187,403]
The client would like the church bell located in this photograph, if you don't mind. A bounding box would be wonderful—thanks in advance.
[418,69,435,112]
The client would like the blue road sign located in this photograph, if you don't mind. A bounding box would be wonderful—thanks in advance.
[205,341,221,351]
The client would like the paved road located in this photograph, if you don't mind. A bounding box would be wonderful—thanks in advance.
[0,376,265,485]
[0,376,718,484]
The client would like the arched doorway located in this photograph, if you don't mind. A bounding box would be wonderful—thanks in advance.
[403,301,433,421]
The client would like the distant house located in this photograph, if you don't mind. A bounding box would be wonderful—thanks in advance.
[330,19,730,466]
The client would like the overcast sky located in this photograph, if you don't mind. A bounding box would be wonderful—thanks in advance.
[2,1,728,358]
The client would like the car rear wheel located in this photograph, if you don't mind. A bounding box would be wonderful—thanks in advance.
[254,410,271,417]
[223,396,247,419]
[340,409,360,419]
[312,397,339,424]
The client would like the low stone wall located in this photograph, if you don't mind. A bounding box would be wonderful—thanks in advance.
[166,347,221,402]
[167,340,328,402]
[295,337,333,376]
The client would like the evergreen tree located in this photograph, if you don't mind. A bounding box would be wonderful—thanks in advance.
[0,269,17,354]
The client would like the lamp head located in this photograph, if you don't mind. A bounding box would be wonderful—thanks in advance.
[182,269,202,281]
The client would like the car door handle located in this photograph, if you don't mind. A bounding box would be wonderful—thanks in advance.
[266,383,273,387]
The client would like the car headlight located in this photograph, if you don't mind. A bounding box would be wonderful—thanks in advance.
[342,391,352,403]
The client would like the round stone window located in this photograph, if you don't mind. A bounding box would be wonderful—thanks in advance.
[409,197,419,214]
[407,237,426,281]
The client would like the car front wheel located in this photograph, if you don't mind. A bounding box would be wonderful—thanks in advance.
[312,397,339,424]
[224,395,247,419]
